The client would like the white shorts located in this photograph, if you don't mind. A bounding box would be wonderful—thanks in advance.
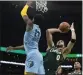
[25,51,45,75]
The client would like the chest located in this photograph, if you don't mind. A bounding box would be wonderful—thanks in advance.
[46,48,64,62]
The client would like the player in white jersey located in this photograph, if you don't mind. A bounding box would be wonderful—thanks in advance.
[6,1,45,75]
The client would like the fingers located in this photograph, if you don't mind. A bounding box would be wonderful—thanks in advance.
[72,22,74,25]
[6,47,10,52]
[70,22,75,31]
[6,46,13,52]
[71,22,74,27]
[70,22,74,29]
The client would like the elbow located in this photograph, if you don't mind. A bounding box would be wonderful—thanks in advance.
[46,29,52,38]
[46,29,50,33]
[46,29,51,36]
[46,29,49,38]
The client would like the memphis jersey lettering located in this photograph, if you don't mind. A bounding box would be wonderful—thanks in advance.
[24,24,41,53]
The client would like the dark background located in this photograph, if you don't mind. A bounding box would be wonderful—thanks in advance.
[0,1,82,75]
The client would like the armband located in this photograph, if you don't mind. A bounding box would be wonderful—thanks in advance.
[71,39,76,43]
[21,4,29,17]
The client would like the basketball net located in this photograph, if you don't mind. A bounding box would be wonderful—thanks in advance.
[36,0,48,13]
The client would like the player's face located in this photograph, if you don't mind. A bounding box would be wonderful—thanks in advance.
[74,62,81,69]
[56,40,65,49]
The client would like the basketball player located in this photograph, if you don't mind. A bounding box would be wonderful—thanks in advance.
[44,22,76,75]
[6,1,45,75]
[68,62,82,75]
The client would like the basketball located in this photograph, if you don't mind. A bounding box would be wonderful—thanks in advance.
[59,22,70,32]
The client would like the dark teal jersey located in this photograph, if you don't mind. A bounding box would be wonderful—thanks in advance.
[44,46,64,71]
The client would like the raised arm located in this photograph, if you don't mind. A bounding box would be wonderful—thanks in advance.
[21,1,33,30]
[63,23,76,55]
[6,45,24,52]
[46,28,61,50]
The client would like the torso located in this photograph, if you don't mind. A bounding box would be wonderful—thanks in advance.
[24,24,41,54]
[44,46,64,71]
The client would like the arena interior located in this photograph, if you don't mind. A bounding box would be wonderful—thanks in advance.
[0,1,82,75]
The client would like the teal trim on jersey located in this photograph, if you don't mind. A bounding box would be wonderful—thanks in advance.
[0,47,82,57]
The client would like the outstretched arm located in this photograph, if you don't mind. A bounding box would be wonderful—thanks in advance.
[46,28,61,50]
[6,45,24,52]
[21,1,33,30]
[63,23,76,56]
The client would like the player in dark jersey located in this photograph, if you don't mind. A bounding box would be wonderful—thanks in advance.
[44,22,76,75]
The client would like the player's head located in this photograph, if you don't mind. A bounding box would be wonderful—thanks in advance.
[32,14,44,25]
[74,62,81,70]
[56,40,65,49]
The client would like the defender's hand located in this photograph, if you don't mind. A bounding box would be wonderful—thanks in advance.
[70,22,75,31]
[6,46,14,52]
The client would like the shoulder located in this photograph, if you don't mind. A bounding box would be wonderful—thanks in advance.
[34,24,40,29]
[26,24,38,31]
[34,24,38,27]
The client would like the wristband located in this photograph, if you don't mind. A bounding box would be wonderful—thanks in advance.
[71,39,76,43]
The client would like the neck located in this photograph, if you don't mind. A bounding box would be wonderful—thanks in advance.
[74,69,81,73]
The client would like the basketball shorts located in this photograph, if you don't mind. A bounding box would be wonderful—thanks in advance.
[25,51,45,75]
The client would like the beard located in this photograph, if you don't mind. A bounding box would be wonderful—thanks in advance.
[56,45,64,48]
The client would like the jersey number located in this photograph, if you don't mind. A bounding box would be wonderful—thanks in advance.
[56,55,60,61]
[34,29,40,37]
